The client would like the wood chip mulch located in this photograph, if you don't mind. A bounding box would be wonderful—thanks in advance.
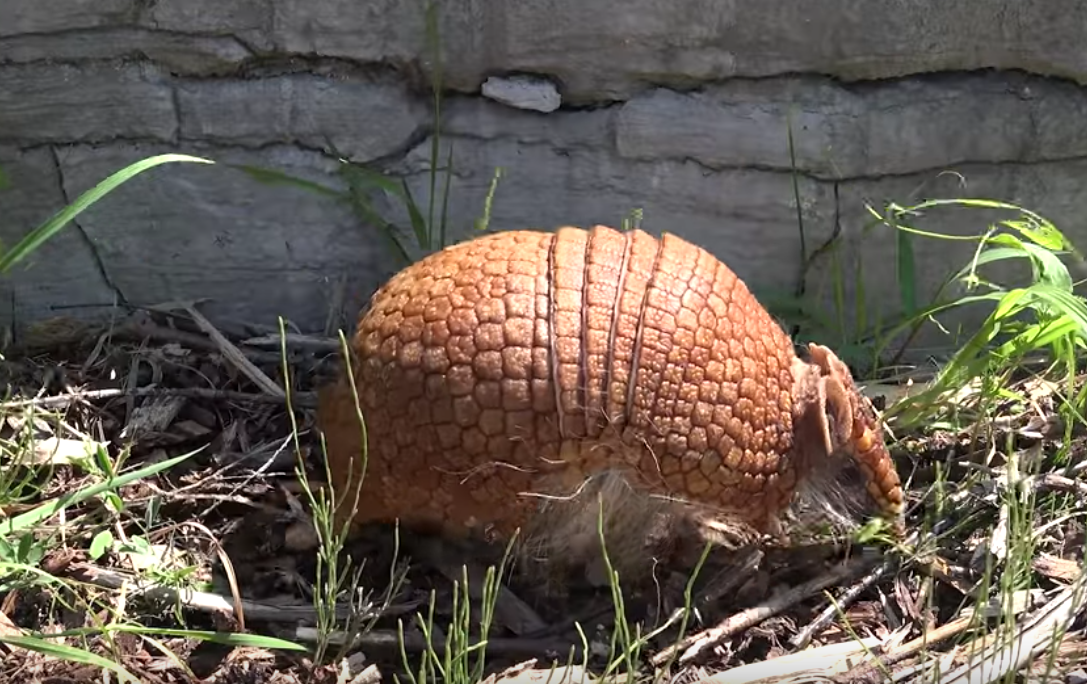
[1,305,1086,684]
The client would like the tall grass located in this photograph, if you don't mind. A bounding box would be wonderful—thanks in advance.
[776,194,1087,682]
[766,197,1087,404]
[0,154,215,276]
[866,200,1087,431]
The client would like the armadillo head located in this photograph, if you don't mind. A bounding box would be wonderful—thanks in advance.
[790,343,905,537]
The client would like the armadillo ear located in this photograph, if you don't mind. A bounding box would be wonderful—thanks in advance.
[799,363,835,458]
[807,343,858,452]
[820,373,855,452]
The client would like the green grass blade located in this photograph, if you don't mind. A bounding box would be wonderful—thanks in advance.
[854,250,868,346]
[961,234,1074,292]
[1,449,201,536]
[338,167,413,266]
[475,167,503,234]
[439,144,454,248]
[230,164,342,199]
[337,162,404,195]
[896,227,917,315]
[0,635,140,683]
[999,214,1073,253]
[1000,316,1081,355]
[400,178,432,251]
[101,625,307,651]
[0,154,215,274]
[870,291,1009,362]
[1011,240,1074,292]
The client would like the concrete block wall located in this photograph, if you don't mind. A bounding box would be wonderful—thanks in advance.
[3,0,1086,360]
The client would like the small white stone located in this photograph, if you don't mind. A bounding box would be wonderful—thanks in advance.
[481,75,561,113]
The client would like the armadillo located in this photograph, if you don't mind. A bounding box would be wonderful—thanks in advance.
[316,225,905,556]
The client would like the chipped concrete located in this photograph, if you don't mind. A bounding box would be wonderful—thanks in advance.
[482,75,562,113]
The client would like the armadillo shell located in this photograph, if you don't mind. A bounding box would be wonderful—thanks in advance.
[319,225,811,539]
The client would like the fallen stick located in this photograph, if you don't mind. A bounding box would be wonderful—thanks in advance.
[59,562,418,625]
[293,626,582,660]
[183,305,284,397]
[838,614,976,682]
[242,333,340,353]
[789,553,896,650]
[931,566,1087,684]
[651,557,873,667]
[352,664,382,684]
[694,631,891,684]
[110,320,319,365]
[0,386,317,410]
[404,535,548,636]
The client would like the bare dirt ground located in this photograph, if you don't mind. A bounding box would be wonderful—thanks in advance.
[2,306,1086,684]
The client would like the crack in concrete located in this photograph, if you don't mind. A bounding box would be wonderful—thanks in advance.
[15,135,182,154]
[47,145,129,308]
[17,129,417,169]
[168,82,183,144]
[15,120,1087,192]
[180,127,434,168]
[6,47,1085,183]
[425,125,1087,185]
[5,25,1087,102]
[0,30,254,73]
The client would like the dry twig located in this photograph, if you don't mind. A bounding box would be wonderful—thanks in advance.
[0,386,316,410]
[695,631,895,684]
[181,305,284,397]
[790,547,905,650]
[58,563,419,625]
[837,614,976,682]
[293,627,581,660]
[932,568,1087,684]
[652,557,874,666]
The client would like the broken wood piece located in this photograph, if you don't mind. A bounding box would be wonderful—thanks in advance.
[839,615,974,682]
[404,535,549,636]
[928,564,1087,684]
[694,631,890,684]
[651,557,873,667]
[1034,553,1081,584]
[121,394,186,442]
[0,607,26,656]
[58,563,418,625]
[23,436,106,465]
[293,627,580,660]
[241,333,340,354]
[0,387,316,411]
[182,305,284,398]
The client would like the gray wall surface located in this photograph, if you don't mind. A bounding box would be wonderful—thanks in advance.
[3,0,1086,363]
